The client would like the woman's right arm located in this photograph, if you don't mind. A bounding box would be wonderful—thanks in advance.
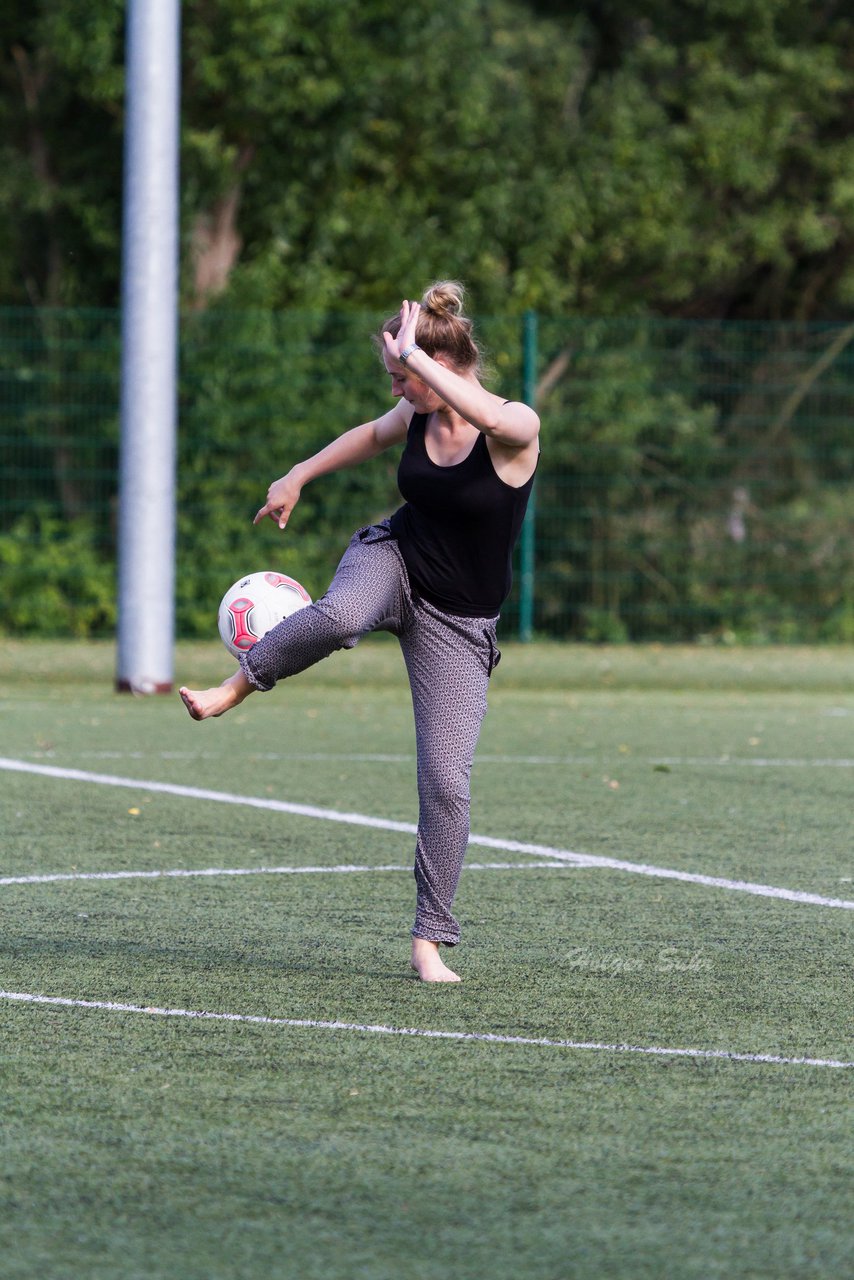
[254,402,410,529]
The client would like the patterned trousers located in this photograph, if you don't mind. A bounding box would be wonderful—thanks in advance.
[240,523,500,945]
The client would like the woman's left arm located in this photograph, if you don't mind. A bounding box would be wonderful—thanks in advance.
[410,350,540,446]
[384,301,540,447]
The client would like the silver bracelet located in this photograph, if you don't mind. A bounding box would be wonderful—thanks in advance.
[399,343,421,364]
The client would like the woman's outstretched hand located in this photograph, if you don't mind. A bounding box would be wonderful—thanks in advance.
[253,469,303,530]
[383,299,420,364]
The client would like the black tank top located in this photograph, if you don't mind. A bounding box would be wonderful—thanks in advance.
[388,412,537,617]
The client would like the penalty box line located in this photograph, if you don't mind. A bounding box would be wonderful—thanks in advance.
[1,989,851,1070]
[1,756,853,911]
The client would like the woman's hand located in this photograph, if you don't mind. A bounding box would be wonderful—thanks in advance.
[253,468,304,530]
[383,299,420,364]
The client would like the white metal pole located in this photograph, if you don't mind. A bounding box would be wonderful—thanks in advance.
[116,0,181,693]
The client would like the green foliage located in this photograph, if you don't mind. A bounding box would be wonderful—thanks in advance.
[567,0,854,318]
[527,317,854,641]
[1,310,851,642]
[685,485,854,643]
[174,307,401,635]
[0,508,114,635]
[176,0,854,319]
[0,2,125,305]
[2,0,854,639]
[2,1,853,317]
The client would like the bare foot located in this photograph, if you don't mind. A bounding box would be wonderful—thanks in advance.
[411,937,461,983]
[179,670,253,721]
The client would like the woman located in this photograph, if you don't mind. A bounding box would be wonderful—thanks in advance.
[180,282,540,982]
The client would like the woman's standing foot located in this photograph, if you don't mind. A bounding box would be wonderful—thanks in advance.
[411,937,461,982]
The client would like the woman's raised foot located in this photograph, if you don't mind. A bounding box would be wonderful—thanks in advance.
[179,670,253,721]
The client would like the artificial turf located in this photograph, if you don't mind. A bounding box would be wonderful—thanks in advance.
[1,640,852,1278]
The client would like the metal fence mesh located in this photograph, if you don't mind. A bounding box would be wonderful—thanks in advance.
[1,307,852,641]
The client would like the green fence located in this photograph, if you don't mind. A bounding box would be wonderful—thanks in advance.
[1,307,853,643]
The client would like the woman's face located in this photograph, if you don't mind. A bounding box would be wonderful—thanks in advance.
[383,352,442,412]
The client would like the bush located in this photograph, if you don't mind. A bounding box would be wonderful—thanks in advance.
[0,510,115,637]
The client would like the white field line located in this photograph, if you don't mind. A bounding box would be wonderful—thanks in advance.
[650,756,854,769]
[17,749,854,768]
[1,989,851,1070]
[2,756,853,911]
[0,861,571,889]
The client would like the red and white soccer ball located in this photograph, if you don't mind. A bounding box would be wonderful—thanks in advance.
[217,571,312,659]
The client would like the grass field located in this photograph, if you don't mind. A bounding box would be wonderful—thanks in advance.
[1,639,852,1279]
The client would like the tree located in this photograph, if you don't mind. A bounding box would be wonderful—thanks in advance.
[1,0,852,319]
[2,0,853,639]
[0,1,124,307]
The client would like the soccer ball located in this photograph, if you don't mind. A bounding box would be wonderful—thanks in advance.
[217,570,312,659]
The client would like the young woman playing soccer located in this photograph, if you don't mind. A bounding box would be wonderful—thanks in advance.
[180,282,540,982]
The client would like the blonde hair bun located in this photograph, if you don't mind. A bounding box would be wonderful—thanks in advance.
[421,280,465,318]
[375,279,482,374]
